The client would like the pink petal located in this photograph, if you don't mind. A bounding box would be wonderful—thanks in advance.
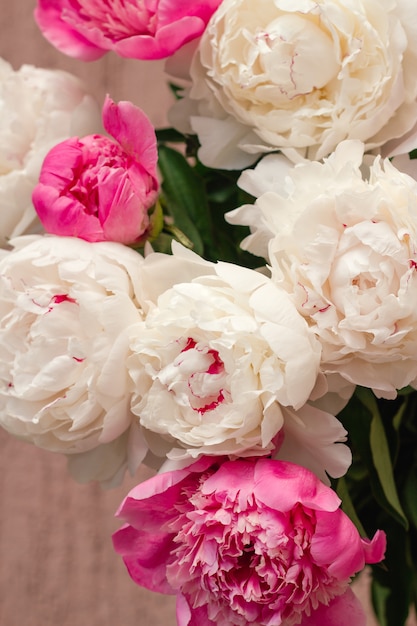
[176,594,216,626]
[113,19,204,60]
[312,515,386,580]
[98,169,150,243]
[112,0,222,59]
[115,457,216,529]
[34,0,105,61]
[176,593,192,626]
[115,480,185,531]
[254,459,341,512]
[36,137,85,188]
[311,510,365,579]
[201,459,340,513]
[157,0,221,26]
[102,96,158,179]
[112,524,174,594]
[33,185,104,241]
[299,588,366,626]
[33,136,105,240]
[361,530,387,564]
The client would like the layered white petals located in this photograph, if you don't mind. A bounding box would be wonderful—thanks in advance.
[170,0,417,168]
[275,404,352,483]
[128,245,350,479]
[230,140,417,397]
[0,235,146,484]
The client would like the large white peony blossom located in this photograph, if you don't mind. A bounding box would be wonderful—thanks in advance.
[128,243,351,482]
[229,140,417,398]
[0,59,101,247]
[169,0,417,169]
[0,235,147,486]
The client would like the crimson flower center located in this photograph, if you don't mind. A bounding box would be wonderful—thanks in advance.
[168,493,340,626]
[159,337,230,415]
[67,136,129,216]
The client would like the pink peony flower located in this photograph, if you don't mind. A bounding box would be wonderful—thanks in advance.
[34,0,222,61]
[113,457,386,626]
[32,96,159,244]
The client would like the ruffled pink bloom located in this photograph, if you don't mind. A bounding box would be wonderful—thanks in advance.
[34,0,222,61]
[32,96,159,244]
[113,457,386,626]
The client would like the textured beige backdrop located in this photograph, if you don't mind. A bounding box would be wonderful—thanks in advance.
[0,2,412,625]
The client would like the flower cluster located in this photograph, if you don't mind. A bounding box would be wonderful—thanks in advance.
[7,0,417,624]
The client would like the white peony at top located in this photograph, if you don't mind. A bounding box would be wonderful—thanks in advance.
[127,243,351,482]
[0,235,147,487]
[228,140,417,398]
[0,59,101,247]
[169,0,417,169]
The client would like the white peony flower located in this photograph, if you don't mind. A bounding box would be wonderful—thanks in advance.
[0,59,101,247]
[128,243,350,482]
[0,235,147,486]
[169,0,417,169]
[229,140,417,398]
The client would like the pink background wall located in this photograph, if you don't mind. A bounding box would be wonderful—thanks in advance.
[0,2,413,625]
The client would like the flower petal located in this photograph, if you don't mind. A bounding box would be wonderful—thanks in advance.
[112,524,174,594]
[102,96,158,179]
[299,587,366,626]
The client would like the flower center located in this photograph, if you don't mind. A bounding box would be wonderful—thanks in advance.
[158,337,229,415]
[67,0,157,40]
[255,15,339,103]
[67,136,130,216]
[351,272,377,291]
[168,492,343,626]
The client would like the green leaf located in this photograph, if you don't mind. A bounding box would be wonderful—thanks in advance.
[402,468,417,530]
[168,82,184,100]
[148,231,177,255]
[371,578,389,626]
[340,389,408,529]
[392,400,408,431]
[158,145,213,256]
[364,396,408,530]
[371,521,412,626]
[163,224,194,249]
[147,199,164,242]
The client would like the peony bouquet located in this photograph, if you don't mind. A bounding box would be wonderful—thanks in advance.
[3,0,417,624]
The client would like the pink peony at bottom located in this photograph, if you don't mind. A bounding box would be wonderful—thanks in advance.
[113,457,385,626]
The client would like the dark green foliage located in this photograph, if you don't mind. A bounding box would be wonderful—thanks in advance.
[338,387,417,625]
[151,129,263,268]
